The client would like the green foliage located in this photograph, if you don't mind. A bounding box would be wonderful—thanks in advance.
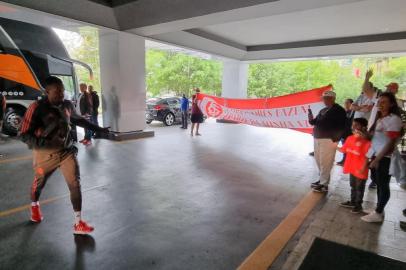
[146,49,222,97]
[63,27,101,93]
[249,57,406,105]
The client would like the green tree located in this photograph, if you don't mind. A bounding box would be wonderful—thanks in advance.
[146,49,222,97]
[59,27,101,93]
[249,57,406,105]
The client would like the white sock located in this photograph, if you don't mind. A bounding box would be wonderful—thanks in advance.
[31,201,39,206]
[74,211,81,224]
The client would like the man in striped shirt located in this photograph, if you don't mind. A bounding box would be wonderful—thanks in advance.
[20,76,109,235]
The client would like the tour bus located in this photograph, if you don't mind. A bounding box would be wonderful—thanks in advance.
[0,17,92,135]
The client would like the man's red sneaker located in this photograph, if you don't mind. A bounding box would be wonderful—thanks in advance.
[83,140,92,146]
[79,139,86,143]
[73,220,94,235]
[30,205,43,223]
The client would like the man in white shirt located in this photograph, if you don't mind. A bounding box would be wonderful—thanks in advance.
[351,69,376,121]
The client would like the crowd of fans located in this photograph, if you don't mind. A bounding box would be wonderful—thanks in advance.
[308,69,406,226]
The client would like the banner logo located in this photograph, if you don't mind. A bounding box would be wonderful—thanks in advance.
[205,99,224,118]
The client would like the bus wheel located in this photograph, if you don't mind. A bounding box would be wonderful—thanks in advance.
[2,108,24,136]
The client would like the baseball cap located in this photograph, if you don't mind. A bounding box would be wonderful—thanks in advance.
[322,90,336,98]
[386,82,399,91]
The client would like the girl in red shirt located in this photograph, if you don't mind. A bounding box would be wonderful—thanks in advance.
[338,118,371,213]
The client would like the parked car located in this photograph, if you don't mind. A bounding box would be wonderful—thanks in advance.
[146,97,206,126]
[146,97,185,126]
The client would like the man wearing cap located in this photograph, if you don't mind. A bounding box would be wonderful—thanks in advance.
[308,89,347,193]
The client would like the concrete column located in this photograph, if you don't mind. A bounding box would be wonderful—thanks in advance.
[99,31,146,133]
[221,59,248,98]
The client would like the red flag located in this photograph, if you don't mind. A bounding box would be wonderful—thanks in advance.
[196,85,331,134]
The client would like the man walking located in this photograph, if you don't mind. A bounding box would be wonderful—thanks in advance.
[180,94,189,129]
[20,76,109,234]
[309,90,347,193]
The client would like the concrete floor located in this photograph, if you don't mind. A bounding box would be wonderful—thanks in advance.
[0,121,321,270]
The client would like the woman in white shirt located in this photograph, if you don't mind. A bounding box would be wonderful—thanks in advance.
[361,92,403,223]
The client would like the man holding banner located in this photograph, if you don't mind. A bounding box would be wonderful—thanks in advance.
[195,85,345,193]
[309,90,347,193]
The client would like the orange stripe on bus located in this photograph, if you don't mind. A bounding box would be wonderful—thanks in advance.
[0,54,40,90]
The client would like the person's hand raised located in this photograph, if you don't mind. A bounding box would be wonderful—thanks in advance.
[366,69,373,79]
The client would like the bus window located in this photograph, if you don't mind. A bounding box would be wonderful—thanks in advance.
[55,75,75,101]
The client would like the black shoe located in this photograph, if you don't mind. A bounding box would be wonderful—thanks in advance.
[400,221,406,231]
[369,182,377,189]
[403,209,406,217]
[309,152,315,156]
[312,184,328,193]
[336,161,344,166]
[351,206,363,214]
[311,181,320,188]
[339,201,355,208]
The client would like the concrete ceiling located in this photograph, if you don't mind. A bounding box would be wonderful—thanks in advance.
[1,0,406,61]
[197,0,406,47]
[88,0,141,8]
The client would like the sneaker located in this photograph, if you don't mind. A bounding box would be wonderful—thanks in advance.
[336,161,344,166]
[310,181,320,188]
[73,220,94,235]
[312,184,328,193]
[400,221,406,231]
[83,140,92,146]
[79,139,86,143]
[339,201,355,208]
[30,205,43,223]
[309,152,314,156]
[368,182,377,189]
[351,206,363,214]
[403,208,406,217]
[361,211,384,223]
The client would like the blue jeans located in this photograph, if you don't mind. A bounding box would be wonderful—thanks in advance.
[91,114,99,126]
[89,114,99,137]
[83,115,94,140]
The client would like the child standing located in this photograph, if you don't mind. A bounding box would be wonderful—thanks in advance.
[338,118,371,213]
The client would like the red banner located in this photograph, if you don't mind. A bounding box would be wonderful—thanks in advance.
[196,85,332,133]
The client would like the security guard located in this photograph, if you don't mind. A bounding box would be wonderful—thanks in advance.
[20,76,109,235]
